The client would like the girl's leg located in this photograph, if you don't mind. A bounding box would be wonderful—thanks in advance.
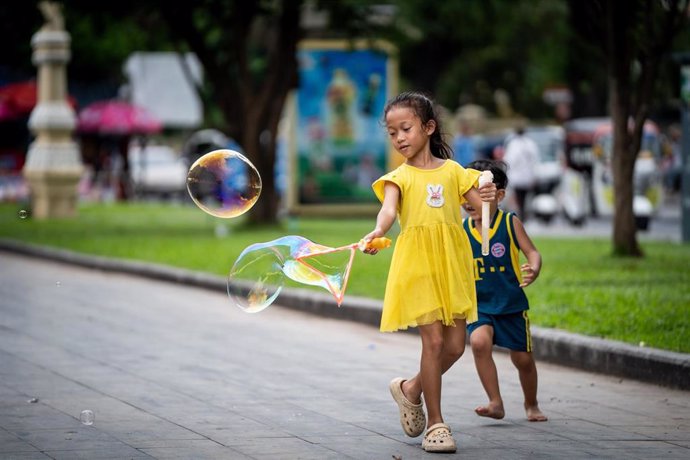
[470,325,504,419]
[416,321,446,427]
[401,321,466,407]
[510,351,547,421]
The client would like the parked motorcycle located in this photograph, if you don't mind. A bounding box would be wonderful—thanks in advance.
[591,121,664,230]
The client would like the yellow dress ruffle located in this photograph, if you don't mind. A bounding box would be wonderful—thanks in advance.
[373,161,480,332]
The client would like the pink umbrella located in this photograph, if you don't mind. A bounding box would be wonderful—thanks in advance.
[77,100,162,135]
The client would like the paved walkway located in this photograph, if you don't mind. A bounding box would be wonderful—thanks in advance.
[1,252,688,459]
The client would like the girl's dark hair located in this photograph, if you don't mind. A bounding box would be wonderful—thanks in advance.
[466,159,509,189]
[383,91,453,159]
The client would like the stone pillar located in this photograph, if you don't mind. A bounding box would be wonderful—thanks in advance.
[22,1,82,219]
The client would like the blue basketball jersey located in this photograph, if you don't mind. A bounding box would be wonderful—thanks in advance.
[462,209,529,315]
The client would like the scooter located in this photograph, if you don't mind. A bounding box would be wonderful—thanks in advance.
[557,166,589,226]
[524,126,574,224]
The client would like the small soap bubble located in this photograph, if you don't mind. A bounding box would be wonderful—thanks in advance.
[79,409,94,425]
[187,149,262,218]
[18,209,28,219]
[214,223,229,238]
[639,341,646,347]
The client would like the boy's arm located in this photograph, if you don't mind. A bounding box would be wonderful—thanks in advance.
[512,216,542,287]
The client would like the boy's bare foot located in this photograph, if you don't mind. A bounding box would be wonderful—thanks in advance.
[525,405,548,422]
[475,402,505,419]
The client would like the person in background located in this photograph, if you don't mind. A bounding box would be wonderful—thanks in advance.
[503,124,539,221]
[452,119,476,167]
[662,124,682,195]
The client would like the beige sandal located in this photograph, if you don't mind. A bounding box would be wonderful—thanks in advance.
[422,423,457,453]
[389,377,425,437]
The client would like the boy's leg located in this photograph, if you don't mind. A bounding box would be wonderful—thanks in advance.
[401,320,467,407]
[510,350,547,421]
[470,325,504,419]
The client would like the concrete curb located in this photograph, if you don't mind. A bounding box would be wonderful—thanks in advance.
[2,238,688,391]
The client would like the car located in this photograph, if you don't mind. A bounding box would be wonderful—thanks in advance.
[129,144,188,198]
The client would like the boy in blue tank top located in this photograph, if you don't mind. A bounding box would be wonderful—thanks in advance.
[462,159,547,422]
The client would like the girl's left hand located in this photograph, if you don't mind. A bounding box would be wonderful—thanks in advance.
[478,182,497,202]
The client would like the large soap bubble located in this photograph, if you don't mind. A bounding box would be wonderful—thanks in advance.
[187,149,262,218]
[227,239,291,313]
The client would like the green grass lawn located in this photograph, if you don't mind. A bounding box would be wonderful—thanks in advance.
[1,202,689,353]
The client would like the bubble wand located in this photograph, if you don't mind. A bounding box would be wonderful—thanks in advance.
[478,170,494,256]
[285,237,391,305]
[228,236,391,312]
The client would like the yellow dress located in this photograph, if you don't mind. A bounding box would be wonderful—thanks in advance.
[373,161,480,332]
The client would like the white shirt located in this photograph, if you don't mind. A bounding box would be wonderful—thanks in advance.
[503,135,540,188]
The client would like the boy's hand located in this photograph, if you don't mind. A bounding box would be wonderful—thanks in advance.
[519,263,539,287]
[478,182,497,202]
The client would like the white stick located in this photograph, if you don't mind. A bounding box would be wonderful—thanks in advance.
[478,170,494,256]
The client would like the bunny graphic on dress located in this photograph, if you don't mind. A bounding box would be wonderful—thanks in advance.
[426,184,445,208]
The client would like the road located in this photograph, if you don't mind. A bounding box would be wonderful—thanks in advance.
[522,196,683,242]
[0,252,688,459]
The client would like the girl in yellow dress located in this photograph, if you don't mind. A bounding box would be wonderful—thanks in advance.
[362,92,496,453]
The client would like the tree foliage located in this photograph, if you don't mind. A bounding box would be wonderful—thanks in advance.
[389,0,571,117]
[0,1,175,91]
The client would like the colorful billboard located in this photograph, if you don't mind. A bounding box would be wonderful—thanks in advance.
[289,40,397,214]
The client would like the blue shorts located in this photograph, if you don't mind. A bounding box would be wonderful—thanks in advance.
[467,310,532,352]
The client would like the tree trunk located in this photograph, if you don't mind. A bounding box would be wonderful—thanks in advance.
[236,1,301,226]
[241,113,280,226]
[609,86,642,256]
[606,0,642,257]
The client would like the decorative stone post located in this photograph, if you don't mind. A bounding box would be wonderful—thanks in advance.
[22,1,82,219]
